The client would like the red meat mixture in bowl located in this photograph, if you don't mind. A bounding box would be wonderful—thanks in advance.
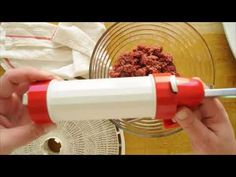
[109,45,177,78]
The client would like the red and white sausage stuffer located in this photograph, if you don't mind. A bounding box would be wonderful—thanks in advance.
[23,73,236,129]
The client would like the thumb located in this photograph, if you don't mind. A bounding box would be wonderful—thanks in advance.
[0,123,56,154]
[174,107,210,144]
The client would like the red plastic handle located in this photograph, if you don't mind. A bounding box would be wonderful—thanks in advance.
[152,74,204,129]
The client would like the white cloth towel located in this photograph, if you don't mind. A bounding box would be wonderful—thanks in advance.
[0,22,106,79]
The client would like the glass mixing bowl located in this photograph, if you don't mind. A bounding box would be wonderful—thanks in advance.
[90,22,215,137]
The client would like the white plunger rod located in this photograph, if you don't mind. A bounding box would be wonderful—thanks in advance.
[204,88,236,98]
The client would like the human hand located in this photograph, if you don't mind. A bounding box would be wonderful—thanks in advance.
[174,97,236,154]
[0,68,61,154]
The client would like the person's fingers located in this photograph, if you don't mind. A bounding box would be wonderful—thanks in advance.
[14,75,63,96]
[174,106,214,144]
[0,97,12,116]
[199,98,233,136]
[0,125,5,129]
[0,77,62,118]
[15,82,30,96]
[11,105,31,126]
[192,108,203,121]
[0,115,13,128]
[0,68,55,98]
[0,93,22,119]
[199,98,228,123]
[0,123,56,154]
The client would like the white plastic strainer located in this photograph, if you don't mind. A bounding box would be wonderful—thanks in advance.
[12,120,125,155]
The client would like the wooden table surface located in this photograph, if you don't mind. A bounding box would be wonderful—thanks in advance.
[1,22,235,154]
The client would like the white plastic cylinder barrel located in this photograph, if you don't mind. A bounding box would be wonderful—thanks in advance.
[47,75,156,122]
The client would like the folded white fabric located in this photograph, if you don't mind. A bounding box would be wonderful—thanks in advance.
[0,22,106,79]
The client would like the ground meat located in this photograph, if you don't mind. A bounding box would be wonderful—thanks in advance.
[109,45,177,78]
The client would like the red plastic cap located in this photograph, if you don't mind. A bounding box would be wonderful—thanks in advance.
[152,73,204,121]
[176,78,204,107]
[153,73,177,120]
[27,80,53,124]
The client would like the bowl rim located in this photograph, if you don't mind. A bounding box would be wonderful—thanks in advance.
[90,22,215,84]
[89,22,215,137]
